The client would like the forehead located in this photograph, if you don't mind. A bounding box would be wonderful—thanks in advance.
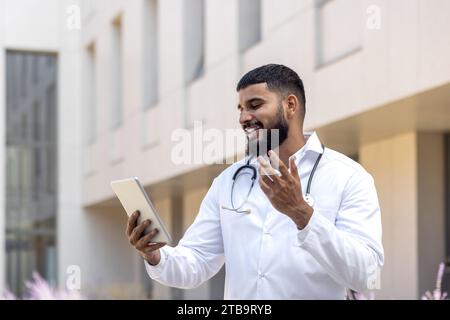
[238,83,277,102]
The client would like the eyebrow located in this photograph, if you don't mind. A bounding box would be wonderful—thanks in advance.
[237,97,266,110]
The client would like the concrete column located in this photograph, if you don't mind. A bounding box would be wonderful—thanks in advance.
[182,187,211,299]
[171,192,184,299]
[360,131,446,299]
[150,196,172,299]
[360,132,419,299]
[417,133,446,296]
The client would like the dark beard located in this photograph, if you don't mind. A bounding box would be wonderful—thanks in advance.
[246,105,289,158]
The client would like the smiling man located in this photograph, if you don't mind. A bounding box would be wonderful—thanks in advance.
[126,64,384,299]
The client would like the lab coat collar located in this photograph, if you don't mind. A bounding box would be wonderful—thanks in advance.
[291,131,324,158]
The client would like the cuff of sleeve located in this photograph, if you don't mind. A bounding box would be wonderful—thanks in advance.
[144,246,172,279]
[296,210,331,246]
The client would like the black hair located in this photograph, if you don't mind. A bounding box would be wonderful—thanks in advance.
[236,64,306,117]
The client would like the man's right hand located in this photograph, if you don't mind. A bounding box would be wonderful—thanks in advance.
[126,210,167,266]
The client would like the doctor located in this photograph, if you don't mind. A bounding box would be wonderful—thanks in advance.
[126,64,384,299]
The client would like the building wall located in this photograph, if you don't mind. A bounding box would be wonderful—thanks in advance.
[83,0,450,207]
[182,186,212,299]
[360,132,447,299]
[360,132,419,299]
[0,0,89,294]
[1,0,449,299]
[0,0,64,293]
[417,133,446,297]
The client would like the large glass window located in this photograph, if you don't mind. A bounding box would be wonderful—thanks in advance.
[111,16,123,129]
[315,0,362,67]
[5,51,58,296]
[183,0,205,84]
[143,0,159,109]
[238,0,261,52]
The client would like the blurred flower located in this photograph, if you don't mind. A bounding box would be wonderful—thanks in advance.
[0,272,84,300]
[0,289,16,300]
[347,289,375,300]
[421,262,448,300]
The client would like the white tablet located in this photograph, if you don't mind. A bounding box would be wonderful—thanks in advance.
[111,177,172,244]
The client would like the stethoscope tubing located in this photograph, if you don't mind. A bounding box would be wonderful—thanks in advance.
[224,145,325,213]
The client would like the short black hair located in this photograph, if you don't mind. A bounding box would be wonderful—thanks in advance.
[236,64,306,115]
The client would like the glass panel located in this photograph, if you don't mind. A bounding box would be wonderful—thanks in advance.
[5,51,58,296]
[183,0,205,84]
[238,0,261,52]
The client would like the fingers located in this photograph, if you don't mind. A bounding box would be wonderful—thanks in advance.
[257,156,281,178]
[126,210,140,237]
[268,150,280,171]
[129,219,151,246]
[143,242,167,253]
[269,150,289,177]
[136,228,159,250]
[258,175,272,195]
[289,157,300,181]
[258,165,274,183]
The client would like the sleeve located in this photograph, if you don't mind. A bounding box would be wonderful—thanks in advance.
[144,177,225,289]
[295,170,384,292]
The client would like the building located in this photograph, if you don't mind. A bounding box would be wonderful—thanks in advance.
[0,0,449,299]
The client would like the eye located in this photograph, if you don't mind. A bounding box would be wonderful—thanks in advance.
[250,103,262,110]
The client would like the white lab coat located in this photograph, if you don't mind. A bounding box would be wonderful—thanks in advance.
[145,132,384,299]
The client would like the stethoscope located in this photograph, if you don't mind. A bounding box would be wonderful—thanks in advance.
[221,144,325,214]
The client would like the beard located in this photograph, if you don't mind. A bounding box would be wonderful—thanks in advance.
[246,105,289,158]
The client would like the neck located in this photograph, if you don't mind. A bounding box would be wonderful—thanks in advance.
[277,130,307,167]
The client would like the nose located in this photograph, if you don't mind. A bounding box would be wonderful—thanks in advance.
[239,109,254,126]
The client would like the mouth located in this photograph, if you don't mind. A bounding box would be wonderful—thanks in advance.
[243,122,264,135]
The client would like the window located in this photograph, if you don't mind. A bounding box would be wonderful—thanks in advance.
[32,101,40,141]
[32,55,39,84]
[46,84,56,142]
[143,0,159,109]
[238,0,261,52]
[21,113,28,141]
[85,44,96,145]
[111,16,123,129]
[5,51,58,296]
[315,0,362,67]
[33,147,41,200]
[183,0,205,84]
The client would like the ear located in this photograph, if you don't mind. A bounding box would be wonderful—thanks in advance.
[285,94,299,120]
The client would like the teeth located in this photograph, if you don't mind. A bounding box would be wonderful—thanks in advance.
[245,126,261,133]
[245,127,260,133]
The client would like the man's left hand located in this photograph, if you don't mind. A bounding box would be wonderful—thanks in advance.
[258,150,313,230]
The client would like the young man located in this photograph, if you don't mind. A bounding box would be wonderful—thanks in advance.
[126,64,384,299]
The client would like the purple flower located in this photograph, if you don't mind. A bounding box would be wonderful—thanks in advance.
[1,272,84,300]
[421,262,448,300]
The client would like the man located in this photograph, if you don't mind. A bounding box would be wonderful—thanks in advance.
[126,64,384,299]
